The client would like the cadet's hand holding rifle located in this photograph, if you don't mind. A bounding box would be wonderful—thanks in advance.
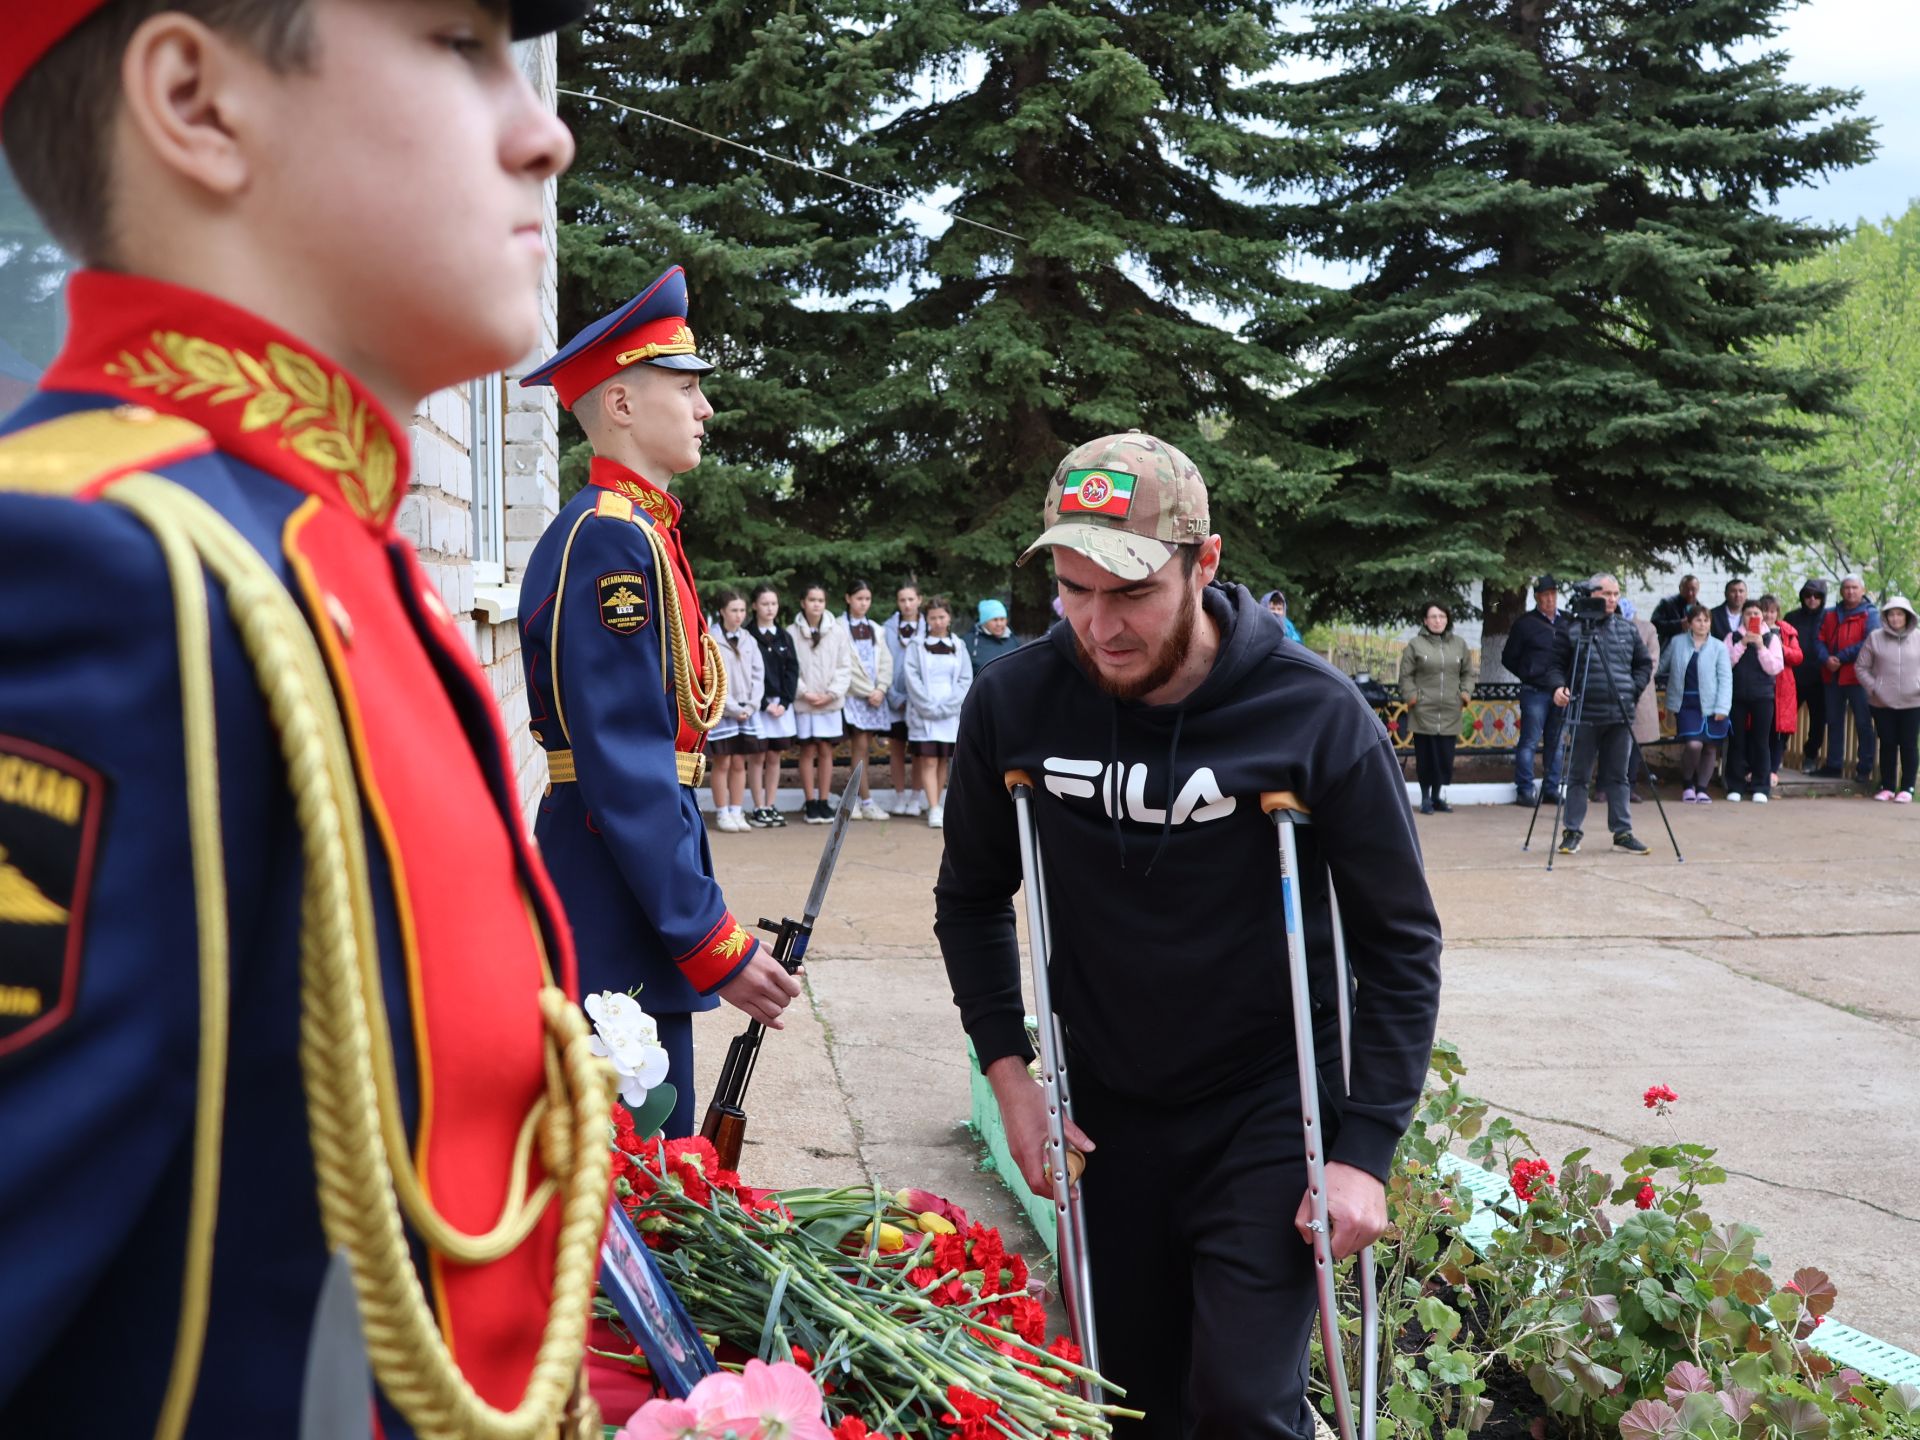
[717,950,803,1028]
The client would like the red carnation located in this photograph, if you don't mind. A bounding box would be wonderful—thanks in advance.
[1643,1083,1678,1111]
[941,1383,1002,1438]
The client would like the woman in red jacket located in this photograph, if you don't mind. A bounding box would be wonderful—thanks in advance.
[1760,595,1803,786]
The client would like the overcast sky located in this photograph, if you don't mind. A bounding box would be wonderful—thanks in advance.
[1767,0,1920,228]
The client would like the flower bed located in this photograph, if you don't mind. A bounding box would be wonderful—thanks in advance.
[965,1039,1920,1439]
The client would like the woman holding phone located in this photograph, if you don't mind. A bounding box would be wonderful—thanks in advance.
[1724,600,1785,802]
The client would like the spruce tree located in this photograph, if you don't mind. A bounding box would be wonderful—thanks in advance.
[841,0,1324,628]
[1265,0,1874,652]
[555,1,902,596]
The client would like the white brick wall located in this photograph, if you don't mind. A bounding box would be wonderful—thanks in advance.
[405,33,560,827]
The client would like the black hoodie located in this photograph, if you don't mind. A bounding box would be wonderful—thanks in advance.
[934,583,1443,1181]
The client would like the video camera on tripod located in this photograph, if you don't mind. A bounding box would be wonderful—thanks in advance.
[1564,579,1611,625]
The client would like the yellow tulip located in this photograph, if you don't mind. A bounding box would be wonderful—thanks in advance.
[917,1211,958,1236]
[862,1221,908,1253]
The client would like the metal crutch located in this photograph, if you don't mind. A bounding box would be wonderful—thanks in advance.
[1262,791,1379,1440]
[1004,770,1101,1396]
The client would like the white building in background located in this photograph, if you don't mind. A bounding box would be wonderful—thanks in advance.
[1,40,566,824]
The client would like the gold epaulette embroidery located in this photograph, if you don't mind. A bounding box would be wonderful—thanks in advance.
[0,407,211,497]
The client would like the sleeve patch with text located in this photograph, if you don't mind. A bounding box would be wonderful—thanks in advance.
[598,571,651,635]
[0,736,106,1058]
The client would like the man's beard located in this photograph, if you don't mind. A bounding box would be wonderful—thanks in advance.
[1073,585,1199,700]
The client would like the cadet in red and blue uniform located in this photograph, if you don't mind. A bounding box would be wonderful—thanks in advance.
[0,3,616,1437]
[519,266,801,1141]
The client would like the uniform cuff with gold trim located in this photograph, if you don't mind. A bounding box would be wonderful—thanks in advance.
[677,913,758,994]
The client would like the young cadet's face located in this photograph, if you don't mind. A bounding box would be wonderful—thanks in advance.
[247,0,573,395]
[611,366,714,478]
[847,589,872,619]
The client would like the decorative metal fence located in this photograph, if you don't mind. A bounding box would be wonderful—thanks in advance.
[1369,683,1859,773]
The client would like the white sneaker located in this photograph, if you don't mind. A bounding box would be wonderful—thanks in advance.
[859,798,889,821]
[713,809,739,832]
[1727,793,1743,803]
[847,800,868,820]
[890,793,912,815]
[1753,793,1769,804]
[927,804,944,828]
[906,793,927,817]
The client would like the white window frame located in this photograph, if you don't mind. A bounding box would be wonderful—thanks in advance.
[469,372,507,586]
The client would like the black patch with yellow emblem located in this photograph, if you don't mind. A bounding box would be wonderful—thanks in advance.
[598,570,651,635]
[0,736,104,1058]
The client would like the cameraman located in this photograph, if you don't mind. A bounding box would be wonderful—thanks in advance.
[1548,574,1654,855]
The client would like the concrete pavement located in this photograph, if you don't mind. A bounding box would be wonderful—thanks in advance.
[692,790,1920,1348]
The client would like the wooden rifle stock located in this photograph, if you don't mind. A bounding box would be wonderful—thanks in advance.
[697,914,808,1167]
[700,1102,747,1170]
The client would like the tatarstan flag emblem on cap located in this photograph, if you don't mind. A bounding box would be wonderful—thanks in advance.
[1059,469,1137,517]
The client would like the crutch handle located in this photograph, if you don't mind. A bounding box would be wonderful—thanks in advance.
[1004,769,1035,793]
[1054,1148,1087,1184]
[1260,790,1309,816]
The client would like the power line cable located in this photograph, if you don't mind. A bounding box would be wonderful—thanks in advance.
[556,87,1032,246]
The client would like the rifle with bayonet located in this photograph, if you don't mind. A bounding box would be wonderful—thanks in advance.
[700,765,861,1169]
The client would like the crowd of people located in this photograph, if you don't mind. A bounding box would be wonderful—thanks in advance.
[702,582,1028,830]
[716,564,1920,842]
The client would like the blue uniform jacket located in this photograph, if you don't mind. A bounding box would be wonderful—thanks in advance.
[1,270,594,1437]
[519,468,758,1009]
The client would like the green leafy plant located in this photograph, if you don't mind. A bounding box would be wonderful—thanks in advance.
[1344,1045,1920,1440]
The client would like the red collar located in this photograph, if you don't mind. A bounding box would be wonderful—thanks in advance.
[589,457,681,530]
[42,270,410,533]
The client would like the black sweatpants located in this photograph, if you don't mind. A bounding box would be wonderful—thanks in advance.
[1873,707,1920,794]
[1074,1063,1325,1439]
[1726,697,1774,798]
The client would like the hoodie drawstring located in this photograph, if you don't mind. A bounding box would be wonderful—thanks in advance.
[1144,709,1185,879]
[1107,702,1187,878]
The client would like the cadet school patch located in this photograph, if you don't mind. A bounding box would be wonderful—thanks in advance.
[0,737,104,1058]
[598,571,651,635]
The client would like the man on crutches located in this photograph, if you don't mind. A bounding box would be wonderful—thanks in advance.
[934,433,1443,1439]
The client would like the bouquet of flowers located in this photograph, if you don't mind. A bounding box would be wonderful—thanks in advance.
[595,1122,1136,1439]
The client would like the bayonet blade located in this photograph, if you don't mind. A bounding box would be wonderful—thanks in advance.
[802,762,863,925]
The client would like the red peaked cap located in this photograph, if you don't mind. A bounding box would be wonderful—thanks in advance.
[0,0,592,134]
[519,265,715,411]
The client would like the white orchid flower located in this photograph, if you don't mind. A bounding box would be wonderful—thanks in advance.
[585,989,672,1109]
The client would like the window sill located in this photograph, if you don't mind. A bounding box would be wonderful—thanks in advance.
[473,582,522,625]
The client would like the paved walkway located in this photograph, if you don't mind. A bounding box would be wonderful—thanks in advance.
[692,792,1920,1348]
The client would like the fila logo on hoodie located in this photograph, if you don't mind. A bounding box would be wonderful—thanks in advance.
[1042,756,1238,826]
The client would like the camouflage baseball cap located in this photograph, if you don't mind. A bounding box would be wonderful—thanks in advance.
[1016,431,1211,581]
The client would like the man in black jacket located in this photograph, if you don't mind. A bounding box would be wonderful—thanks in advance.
[1501,575,1567,805]
[1650,574,1701,649]
[1547,574,1655,855]
[1710,577,1748,640]
[934,432,1443,1439]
